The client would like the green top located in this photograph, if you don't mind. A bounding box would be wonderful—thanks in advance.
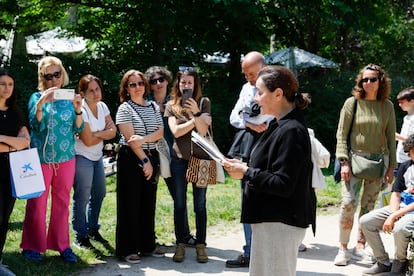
[336,97,397,168]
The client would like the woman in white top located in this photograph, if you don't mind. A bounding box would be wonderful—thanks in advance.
[72,74,116,249]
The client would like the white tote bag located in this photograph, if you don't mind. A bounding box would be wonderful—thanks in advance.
[156,137,172,178]
[9,148,45,199]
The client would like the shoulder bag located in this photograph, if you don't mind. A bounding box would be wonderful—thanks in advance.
[350,101,385,180]
[186,97,224,187]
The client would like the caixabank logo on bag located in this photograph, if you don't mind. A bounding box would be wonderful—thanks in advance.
[19,162,37,178]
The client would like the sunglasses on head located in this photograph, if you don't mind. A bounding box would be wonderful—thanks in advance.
[128,81,145,88]
[179,66,195,73]
[361,77,378,84]
[44,71,62,81]
[149,76,165,85]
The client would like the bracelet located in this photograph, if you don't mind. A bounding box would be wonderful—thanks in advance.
[75,110,83,115]
[193,111,202,117]
[36,109,42,113]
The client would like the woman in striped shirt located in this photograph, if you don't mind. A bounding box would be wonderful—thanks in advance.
[115,70,164,263]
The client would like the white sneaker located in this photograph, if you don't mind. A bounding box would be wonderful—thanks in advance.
[351,246,365,261]
[334,248,351,266]
[351,246,376,263]
[0,263,16,276]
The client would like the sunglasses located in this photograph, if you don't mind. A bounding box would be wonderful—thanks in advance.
[149,76,165,85]
[44,71,62,81]
[128,81,145,88]
[361,77,378,84]
[179,66,196,72]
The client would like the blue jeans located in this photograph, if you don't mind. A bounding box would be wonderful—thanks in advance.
[171,157,207,244]
[72,155,106,240]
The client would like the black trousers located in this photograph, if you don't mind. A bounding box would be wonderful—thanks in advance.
[0,154,16,259]
[115,146,159,257]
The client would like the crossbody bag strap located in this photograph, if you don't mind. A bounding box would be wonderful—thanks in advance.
[347,97,357,151]
[199,97,214,138]
[381,101,386,154]
[127,101,150,150]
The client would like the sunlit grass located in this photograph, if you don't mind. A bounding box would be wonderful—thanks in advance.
[4,171,341,275]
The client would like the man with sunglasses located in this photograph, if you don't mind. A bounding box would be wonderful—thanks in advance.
[226,51,273,268]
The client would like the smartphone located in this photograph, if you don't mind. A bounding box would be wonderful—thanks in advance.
[181,88,193,105]
[54,89,75,100]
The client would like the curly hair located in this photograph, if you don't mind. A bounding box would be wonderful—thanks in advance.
[403,134,414,153]
[145,66,173,84]
[352,63,391,101]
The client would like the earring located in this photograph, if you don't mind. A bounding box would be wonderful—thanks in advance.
[127,92,130,97]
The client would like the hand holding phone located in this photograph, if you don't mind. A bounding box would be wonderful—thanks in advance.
[181,88,193,105]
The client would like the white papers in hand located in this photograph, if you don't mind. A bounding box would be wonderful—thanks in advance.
[191,131,226,164]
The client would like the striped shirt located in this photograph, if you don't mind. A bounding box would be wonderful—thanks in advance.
[115,100,163,149]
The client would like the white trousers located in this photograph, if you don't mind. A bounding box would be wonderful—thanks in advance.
[250,222,306,276]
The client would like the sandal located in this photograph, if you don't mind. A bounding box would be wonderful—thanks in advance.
[125,254,141,264]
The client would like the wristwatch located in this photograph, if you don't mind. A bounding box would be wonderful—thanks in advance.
[141,157,150,165]
[339,158,348,165]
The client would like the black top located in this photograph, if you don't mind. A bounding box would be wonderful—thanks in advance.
[0,107,25,137]
[392,159,414,193]
[241,108,316,233]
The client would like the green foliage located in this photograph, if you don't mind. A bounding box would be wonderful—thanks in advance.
[1,0,414,155]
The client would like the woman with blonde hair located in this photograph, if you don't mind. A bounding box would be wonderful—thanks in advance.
[21,56,84,263]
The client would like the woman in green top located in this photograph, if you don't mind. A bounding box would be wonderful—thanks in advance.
[334,63,396,266]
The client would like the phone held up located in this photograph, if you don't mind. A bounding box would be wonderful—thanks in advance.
[181,88,193,106]
[53,89,75,100]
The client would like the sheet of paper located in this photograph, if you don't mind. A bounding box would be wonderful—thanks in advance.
[191,131,226,164]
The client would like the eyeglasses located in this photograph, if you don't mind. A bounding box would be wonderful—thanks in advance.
[44,71,62,81]
[149,76,165,85]
[128,81,145,88]
[179,66,195,72]
[361,77,378,84]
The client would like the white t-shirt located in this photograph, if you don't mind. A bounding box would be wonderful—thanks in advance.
[75,99,110,161]
[397,114,414,163]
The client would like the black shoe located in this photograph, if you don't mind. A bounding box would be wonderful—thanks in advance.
[73,237,94,249]
[226,254,250,268]
[89,231,109,244]
[362,262,391,275]
[184,234,197,247]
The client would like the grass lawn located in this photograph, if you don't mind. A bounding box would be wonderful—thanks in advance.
[3,170,341,275]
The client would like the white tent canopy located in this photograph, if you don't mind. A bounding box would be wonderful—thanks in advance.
[26,27,87,56]
[265,47,338,76]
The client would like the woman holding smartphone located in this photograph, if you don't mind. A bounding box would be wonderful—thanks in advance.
[21,56,83,263]
[164,67,212,263]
